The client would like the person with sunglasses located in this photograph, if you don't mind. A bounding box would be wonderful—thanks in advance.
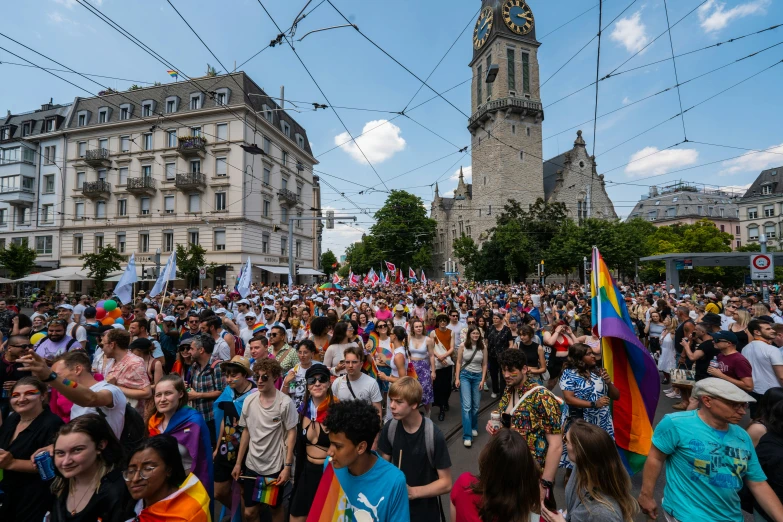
[0,377,64,521]
[290,365,338,522]
[1,334,33,418]
[232,358,297,522]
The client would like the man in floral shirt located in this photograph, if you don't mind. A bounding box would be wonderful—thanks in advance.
[103,328,151,415]
[486,349,562,501]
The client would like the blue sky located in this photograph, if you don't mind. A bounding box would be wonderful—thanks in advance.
[2,0,782,257]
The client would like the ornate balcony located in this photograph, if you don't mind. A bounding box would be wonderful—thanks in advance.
[277,188,299,207]
[82,179,111,199]
[84,148,111,168]
[175,172,206,192]
[177,136,206,158]
[126,176,157,196]
[467,96,544,132]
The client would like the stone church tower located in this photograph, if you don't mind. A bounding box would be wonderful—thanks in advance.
[430,0,616,279]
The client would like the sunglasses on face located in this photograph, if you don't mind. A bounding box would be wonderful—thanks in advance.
[376,324,387,329]
[306,375,329,385]
[256,374,270,382]
[9,343,32,349]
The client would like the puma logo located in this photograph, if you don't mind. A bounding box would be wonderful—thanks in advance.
[355,492,384,521]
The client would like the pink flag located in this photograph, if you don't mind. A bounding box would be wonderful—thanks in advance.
[332,273,340,284]
[408,267,417,280]
[421,270,427,284]
[385,260,396,273]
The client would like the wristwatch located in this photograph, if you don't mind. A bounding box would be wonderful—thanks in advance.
[540,478,554,489]
[43,371,58,383]
[590,400,596,409]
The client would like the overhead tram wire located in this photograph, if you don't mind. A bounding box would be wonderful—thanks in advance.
[603,0,709,79]
[538,1,604,40]
[0,61,154,84]
[591,0,604,158]
[255,0,390,192]
[662,0,688,142]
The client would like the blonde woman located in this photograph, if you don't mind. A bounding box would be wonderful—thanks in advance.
[730,309,751,351]
[658,316,678,386]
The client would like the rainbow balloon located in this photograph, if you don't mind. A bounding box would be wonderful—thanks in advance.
[591,247,660,474]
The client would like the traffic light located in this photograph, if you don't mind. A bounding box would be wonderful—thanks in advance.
[295,264,301,275]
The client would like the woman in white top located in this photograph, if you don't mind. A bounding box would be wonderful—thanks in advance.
[379,325,410,420]
[454,326,488,447]
[657,315,678,386]
[408,317,436,418]
[322,321,358,377]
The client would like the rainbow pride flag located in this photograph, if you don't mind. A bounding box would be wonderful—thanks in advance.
[252,476,281,506]
[167,70,179,78]
[133,472,210,521]
[591,247,660,474]
[307,458,354,522]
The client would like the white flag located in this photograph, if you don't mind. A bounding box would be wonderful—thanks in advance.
[237,257,252,298]
[114,254,138,305]
[150,252,177,297]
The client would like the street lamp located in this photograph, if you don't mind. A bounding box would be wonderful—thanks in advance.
[485,64,499,83]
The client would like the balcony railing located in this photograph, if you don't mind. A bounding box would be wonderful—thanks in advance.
[126,176,157,195]
[177,136,207,158]
[82,179,112,198]
[84,148,111,168]
[175,172,206,191]
[468,96,544,131]
[277,188,300,207]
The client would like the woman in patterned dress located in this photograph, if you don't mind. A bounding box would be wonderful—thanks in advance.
[409,317,436,417]
[558,342,620,473]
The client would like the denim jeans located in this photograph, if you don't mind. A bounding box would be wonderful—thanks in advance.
[459,369,482,441]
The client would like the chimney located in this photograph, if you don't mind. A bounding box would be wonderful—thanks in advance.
[649,185,659,197]
[280,85,285,110]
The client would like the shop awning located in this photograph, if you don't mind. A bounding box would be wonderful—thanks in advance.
[256,265,290,275]
[297,268,325,276]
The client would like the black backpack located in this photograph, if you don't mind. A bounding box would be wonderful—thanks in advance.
[97,402,147,457]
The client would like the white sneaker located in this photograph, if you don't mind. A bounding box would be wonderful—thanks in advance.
[464,440,472,447]
[472,430,478,437]
[491,393,498,399]
[663,388,673,394]
[670,393,681,399]
[483,383,489,391]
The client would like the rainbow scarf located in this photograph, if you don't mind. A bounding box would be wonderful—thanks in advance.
[300,396,335,423]
[591,247,660,474]
[306,458,354,522]
[132,473,211,521]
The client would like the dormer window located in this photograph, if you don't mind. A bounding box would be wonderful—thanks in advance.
[0,128,9,141]
[119,103,133,120]
[97,107,111,124]
[46,118,55,132]
[214,87,230,106]
[189,93,205,110]
[262,104,273,122]
[295,133,305,149]
[281,121,291,137]
[21,122,31,137]
[762,184,773,195]
[141,100,156,117]
[76,110,91,126]
[165,96,179,113]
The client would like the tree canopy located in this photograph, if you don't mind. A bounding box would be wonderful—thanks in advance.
[80,246,124,295]
[320,250,338,276]
[0,242,37,280]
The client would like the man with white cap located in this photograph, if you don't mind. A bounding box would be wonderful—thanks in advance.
[638,378,783,522]
[57,303,88,351]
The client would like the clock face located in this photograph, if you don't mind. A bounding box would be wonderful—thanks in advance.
[502,0,535,35]
[473,6,494,50]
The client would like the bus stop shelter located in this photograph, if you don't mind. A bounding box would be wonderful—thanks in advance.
[639,252,783,296]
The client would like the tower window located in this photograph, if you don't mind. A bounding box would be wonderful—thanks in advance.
[521,52,530,94]
[477,65,483,107]
[526,127,531,137]
[484,176,486,186]
[507,48,515,92]
[512,125,516,135]
[486,54,492,101]
[520,151,524,162]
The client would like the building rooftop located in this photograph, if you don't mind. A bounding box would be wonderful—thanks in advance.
[626,181,740,222]
[0,100,72,142]
[741,166,783,199]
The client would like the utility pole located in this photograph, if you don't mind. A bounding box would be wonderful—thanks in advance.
[289,213,356,291]
[583,256,589,294]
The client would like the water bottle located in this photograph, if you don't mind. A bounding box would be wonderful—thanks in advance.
[709,356,719,369]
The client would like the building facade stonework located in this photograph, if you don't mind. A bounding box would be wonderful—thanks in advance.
[431,0,616,278]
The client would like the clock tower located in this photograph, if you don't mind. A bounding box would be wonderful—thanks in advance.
[469,0,545,241]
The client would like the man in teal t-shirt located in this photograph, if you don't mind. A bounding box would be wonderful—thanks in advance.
[638,378,783,521]
[321,400,410,522]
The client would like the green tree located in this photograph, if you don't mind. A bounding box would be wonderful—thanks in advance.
[337,264,351,278]
[452,236,481,280]
[176,243,215,287]
[80,246,124,296]
[369,190,437,271]
[206,64,221,77]
[128,84,142,91]
[321,250,338,276]
[0,242,37,279]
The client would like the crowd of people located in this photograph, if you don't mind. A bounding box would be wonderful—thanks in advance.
[2,280,783,520]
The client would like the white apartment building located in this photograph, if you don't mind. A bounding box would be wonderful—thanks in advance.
[738,166,783,248]
[0,100,71,270]
[61,72,321,289]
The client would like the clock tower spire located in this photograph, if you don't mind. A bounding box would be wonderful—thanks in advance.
[468,0,545,242]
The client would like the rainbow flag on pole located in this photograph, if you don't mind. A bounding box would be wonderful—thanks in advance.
[167,70,179,79]
[307,458,354,521]
[591,247,659,475]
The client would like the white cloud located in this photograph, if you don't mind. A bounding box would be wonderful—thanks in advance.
[449,165,473,183]
[698,0,769,33]
[610,12,649,53]
[442,188,455,198]
[719,142,783,175]
[622,96,631,105]
[52,0,77,7]
[624,146,699,176]
[334,120,406,164]
[719,183,751,196]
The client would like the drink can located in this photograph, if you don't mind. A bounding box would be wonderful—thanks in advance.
[490,412,501,430]
[0,388,8,399]
[35,451,56,481]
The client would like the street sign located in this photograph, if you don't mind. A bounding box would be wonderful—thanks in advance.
[199,267,207,280]
[751,254,774,280]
